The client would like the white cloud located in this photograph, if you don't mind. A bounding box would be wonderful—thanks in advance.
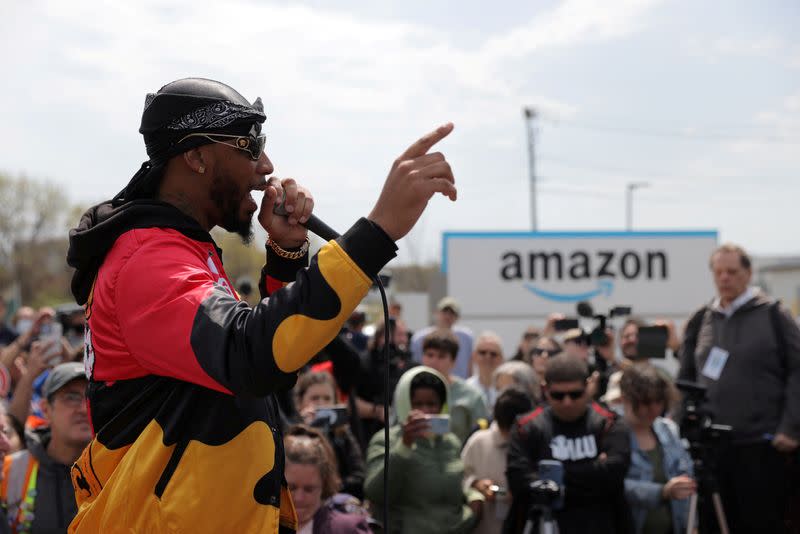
[684,34,799,69]
[1,0,693,263]
[480,0,661,61]
[10,0,663,132]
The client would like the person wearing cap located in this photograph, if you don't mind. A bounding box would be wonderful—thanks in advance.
[562,328,590,361]
[1,362,90,533]
[410,296,475,379]
[65,78,457,532]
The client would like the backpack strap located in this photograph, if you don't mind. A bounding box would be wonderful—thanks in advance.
[678,306,709,381]
[768,300,787,375]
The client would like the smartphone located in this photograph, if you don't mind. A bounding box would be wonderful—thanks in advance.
[610,306,632,317]
[636,325,669,359]
[311,405,348,428]
[426,414,450,435]
[537,459,564,510]
[553,318,579,332]
[38,322,63,363]
[489,484,507,497]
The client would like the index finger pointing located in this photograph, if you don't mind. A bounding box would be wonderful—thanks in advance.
[399,122,454,159]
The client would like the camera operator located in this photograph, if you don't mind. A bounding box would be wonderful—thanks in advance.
[547,308,621,401]
[602,318,679,412]
[505,354,633,534]
[678,243,800,533]
[562,328,609,400]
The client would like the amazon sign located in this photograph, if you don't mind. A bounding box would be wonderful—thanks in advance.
[442,231,718,318]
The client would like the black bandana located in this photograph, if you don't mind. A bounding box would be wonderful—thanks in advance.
[113,78,267,205]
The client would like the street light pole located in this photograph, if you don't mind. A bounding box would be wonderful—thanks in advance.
[626,182,649,230]
[523,107,537,232]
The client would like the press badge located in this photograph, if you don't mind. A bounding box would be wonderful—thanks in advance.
[702,346,729,380]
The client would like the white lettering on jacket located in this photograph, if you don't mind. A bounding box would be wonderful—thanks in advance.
[207,254,234,297]
[550,434,598,461]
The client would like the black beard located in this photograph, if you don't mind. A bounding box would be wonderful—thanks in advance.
[210,172,254,244]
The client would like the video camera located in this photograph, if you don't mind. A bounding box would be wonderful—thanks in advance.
[575,301,631,347]
[523,460,564,532]
[676,380,732,448]
[676,380,733,533]
[530,460,564,510]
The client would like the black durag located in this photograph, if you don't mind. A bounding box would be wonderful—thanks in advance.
[112,77,267,206]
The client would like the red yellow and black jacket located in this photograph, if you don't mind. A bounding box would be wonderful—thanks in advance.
[65,200,396,533]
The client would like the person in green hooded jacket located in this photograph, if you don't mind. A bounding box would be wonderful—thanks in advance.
[364,366,483,533]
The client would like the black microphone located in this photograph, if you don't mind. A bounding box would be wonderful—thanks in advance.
[272,202,341,240]
[576,301,594,318]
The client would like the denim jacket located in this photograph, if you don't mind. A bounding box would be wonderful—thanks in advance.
[624,417,693,534]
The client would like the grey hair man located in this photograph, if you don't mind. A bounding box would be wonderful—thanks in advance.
[678,243,800,533]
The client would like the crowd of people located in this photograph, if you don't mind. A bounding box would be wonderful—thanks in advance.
[0,243,795,533]
[1,74,798,533]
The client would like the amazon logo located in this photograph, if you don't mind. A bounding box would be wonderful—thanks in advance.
[500,249,668,303]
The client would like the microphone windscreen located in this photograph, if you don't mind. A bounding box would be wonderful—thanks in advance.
[576,301,594,318]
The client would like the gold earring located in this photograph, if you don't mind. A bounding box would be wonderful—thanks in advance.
[198,165,205,174]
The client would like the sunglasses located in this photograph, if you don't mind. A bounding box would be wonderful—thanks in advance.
[178,133,267,160]
[531,348,561,357]
[548,389,585,401]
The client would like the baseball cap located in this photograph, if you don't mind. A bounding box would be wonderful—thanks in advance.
[563,328,588,343]
[436,297,461,316]
[43,362,86,399]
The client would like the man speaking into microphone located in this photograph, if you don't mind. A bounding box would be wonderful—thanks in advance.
[65,77,457,533]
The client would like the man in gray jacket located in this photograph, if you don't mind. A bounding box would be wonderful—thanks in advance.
[678,243,799,533]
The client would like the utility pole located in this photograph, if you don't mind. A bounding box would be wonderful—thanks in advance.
[626,182,649,230]
[523,107,537,231]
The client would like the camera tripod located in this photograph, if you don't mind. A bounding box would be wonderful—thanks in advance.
[685,457,730,534]
[522,480,560,534]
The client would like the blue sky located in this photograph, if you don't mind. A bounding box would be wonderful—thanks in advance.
[1,0,797,264]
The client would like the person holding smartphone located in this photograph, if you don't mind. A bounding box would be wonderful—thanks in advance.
[364,366,483,533]
[462,388,533,534]
[294,371,365,499]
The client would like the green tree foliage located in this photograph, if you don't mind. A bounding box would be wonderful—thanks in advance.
[0,172,80,306]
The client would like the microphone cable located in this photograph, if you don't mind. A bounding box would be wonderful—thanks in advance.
[274,206,393,530]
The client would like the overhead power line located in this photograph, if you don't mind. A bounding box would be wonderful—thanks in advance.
[539,154,794,185]
[540,117,799,144]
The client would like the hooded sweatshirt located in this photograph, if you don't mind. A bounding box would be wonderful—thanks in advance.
[65,200,396,533]
[364,366,482,534]
[678,290,800,441]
